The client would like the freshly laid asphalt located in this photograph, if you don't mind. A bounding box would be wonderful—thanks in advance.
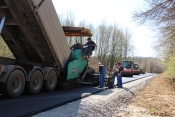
[0,73,154,117]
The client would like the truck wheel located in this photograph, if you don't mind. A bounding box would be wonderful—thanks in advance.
[29,70,43,94]
[45,70,57,91]
[5,69,25,98]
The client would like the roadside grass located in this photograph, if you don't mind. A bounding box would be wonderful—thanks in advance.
[149,107,157,113]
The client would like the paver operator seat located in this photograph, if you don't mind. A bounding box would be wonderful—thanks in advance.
[62,26,94,57]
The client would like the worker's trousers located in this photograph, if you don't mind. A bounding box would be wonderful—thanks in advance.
[83,47,92,55]
[117,74,122,88]
[99,66,105,88]
[99,74,105,88]
[113,72,118,85]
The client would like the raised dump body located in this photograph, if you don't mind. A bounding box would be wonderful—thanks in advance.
[0,0,70,68]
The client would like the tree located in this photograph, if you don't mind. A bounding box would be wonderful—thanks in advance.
[59,9,76,46]
[123,28,132,60]
[0,36,14,58]
[133,0,175,58]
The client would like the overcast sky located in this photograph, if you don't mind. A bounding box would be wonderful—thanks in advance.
[52,0,157,57]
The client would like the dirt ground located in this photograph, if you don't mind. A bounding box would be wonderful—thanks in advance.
[116,72,175,117]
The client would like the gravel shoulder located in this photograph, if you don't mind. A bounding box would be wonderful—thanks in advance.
[117,72,175,117]
[33,75,154,117]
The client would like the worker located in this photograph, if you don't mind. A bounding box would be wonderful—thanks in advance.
[83,37,96,55]
[117,63,123,88]
[99,62,106,88]
[113,63,119,86]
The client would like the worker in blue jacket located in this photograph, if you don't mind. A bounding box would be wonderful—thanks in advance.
[99,62,106,88]
[83,38,96,55]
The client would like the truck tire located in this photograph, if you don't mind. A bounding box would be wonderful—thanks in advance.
[45,70,57,91]
[29,70,43,94]
[5,69,25,98]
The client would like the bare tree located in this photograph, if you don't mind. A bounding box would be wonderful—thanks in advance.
[58,13,65,25]
[133,0,175,25]
[96,21,107,62]
[123,28,132,60]
[133,0,175,58]
[63,9,76,46]
[108,23,120,69]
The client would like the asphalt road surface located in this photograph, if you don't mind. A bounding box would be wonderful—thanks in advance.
[0,73,154,117]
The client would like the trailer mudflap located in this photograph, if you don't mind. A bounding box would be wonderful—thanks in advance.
[0,64,5,76]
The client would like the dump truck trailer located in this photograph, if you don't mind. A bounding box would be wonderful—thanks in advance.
[0,0,97,98]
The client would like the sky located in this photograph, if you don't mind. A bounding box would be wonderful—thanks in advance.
[52,0,157,57]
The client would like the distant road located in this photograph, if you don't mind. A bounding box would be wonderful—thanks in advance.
[123,73,155,83]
